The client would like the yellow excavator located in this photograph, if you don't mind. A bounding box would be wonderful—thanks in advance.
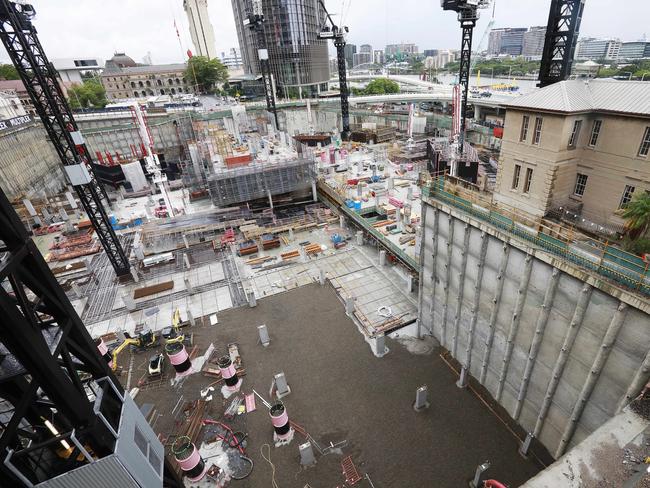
[162,308,193,347]
[111,329,157,371]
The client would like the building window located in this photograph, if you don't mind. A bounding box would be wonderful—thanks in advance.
[620,185,635,208]
[134,426,147,456]
[639,127,650,157]
[157,79,162,86]
[523,168,533,193]
[574,173,588,197]
[138,81,144,88]
[520,115,530,142]
[589,120,602,147]
[533,117,543,145]
[568,120,582,148]
[512,164,521,190]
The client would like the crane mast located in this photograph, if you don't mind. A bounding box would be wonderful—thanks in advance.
[244,0,279,129]
[538,0,585,87]
[442,0,490,156]
[0,0,130,276]
[317,0,350,140]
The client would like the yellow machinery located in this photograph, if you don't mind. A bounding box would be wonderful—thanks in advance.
[162,308,193,346]
[111,329,157,371]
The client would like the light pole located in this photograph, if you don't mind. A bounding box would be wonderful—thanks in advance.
[642,73,649,81]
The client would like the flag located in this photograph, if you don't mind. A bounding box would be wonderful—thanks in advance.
[187,49,193,58]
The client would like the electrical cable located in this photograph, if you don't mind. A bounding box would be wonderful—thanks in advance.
[231,455,254,480]
[261,443,280,488]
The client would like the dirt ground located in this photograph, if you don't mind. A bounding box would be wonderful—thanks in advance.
[132,283,541,488]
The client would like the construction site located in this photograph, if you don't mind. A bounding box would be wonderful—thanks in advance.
[1,0,650,487]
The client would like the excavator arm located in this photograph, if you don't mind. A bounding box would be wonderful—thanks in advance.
[111,338,141,371]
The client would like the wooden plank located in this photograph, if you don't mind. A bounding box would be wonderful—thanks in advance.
[133,280,174,299]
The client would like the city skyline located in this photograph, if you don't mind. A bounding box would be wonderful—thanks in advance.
[1,0,649,66]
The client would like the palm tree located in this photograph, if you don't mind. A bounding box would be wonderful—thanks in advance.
[620,191,650,239]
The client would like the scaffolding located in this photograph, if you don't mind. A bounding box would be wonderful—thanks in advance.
[207,158,316,207]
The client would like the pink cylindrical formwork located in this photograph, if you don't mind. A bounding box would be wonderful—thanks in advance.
[95,338,113,368]
[165,342,192,377]
[269,401,291,440]
[217,355,241,391]
[172,437,206,482]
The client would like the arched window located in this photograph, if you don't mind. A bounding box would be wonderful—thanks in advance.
[146,80,151,87]
[147,89,154,96]
[160,89,165,95]
[131,81,136,88]
[138,81,144,88]
[168,79,173,85]
[134,91,139,97]
[175,78,180,84]
[171,88,176,95]
[157,79,162,86]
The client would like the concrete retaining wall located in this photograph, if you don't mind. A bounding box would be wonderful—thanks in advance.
[418,198,650,458]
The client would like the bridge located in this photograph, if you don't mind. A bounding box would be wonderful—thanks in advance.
[245,90,515,111]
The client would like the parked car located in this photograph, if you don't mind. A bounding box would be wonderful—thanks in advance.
[148,353,164,376]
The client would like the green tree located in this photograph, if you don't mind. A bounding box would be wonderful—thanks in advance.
[185,56,228,94]
[0,63,19,80]
[364,78,399,95]
[619,191,650,240]
[67,78,107,109]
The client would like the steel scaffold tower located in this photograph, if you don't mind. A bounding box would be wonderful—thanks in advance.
[538,0,585,87]
[0,0,130,276]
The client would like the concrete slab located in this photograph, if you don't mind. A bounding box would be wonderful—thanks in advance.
[133,284,541,487]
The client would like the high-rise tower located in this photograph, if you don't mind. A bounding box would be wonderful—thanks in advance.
[184,0,217,59]
[231,0,330,98]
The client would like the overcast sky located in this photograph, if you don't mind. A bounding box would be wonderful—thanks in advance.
[1,0,648,65]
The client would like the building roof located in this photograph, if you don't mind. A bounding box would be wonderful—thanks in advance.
[0,80,25,93]
[103,63,187,76]
[504,79,650,117]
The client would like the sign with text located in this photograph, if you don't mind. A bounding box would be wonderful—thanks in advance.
[0,114,33,133]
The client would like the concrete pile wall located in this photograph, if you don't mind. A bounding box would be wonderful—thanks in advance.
[0,123,66,199]
[418,197,650,458]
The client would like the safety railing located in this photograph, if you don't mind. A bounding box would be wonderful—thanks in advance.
[424,178,650,297]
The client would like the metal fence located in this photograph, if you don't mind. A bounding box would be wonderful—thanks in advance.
[424,178,650,297]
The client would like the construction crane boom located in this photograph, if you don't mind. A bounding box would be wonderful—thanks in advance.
[317,0,350,140]
[244,0,279,128]
[0,0,130,276]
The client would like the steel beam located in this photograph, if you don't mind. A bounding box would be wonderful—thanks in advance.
[479,243,510,385]
[452,223,470,357]
[512,268,561,420]
[465,231,488,372]
[555,302,628,457]
[496,254,534,403]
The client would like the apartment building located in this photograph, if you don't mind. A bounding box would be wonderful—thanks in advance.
[494,80,650,228]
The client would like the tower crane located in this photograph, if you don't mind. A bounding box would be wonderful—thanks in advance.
[317,0,350,141]
[0,0,130,276]
[538,0,585,87]
[243,0,279,129]
[442,0,491,156]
